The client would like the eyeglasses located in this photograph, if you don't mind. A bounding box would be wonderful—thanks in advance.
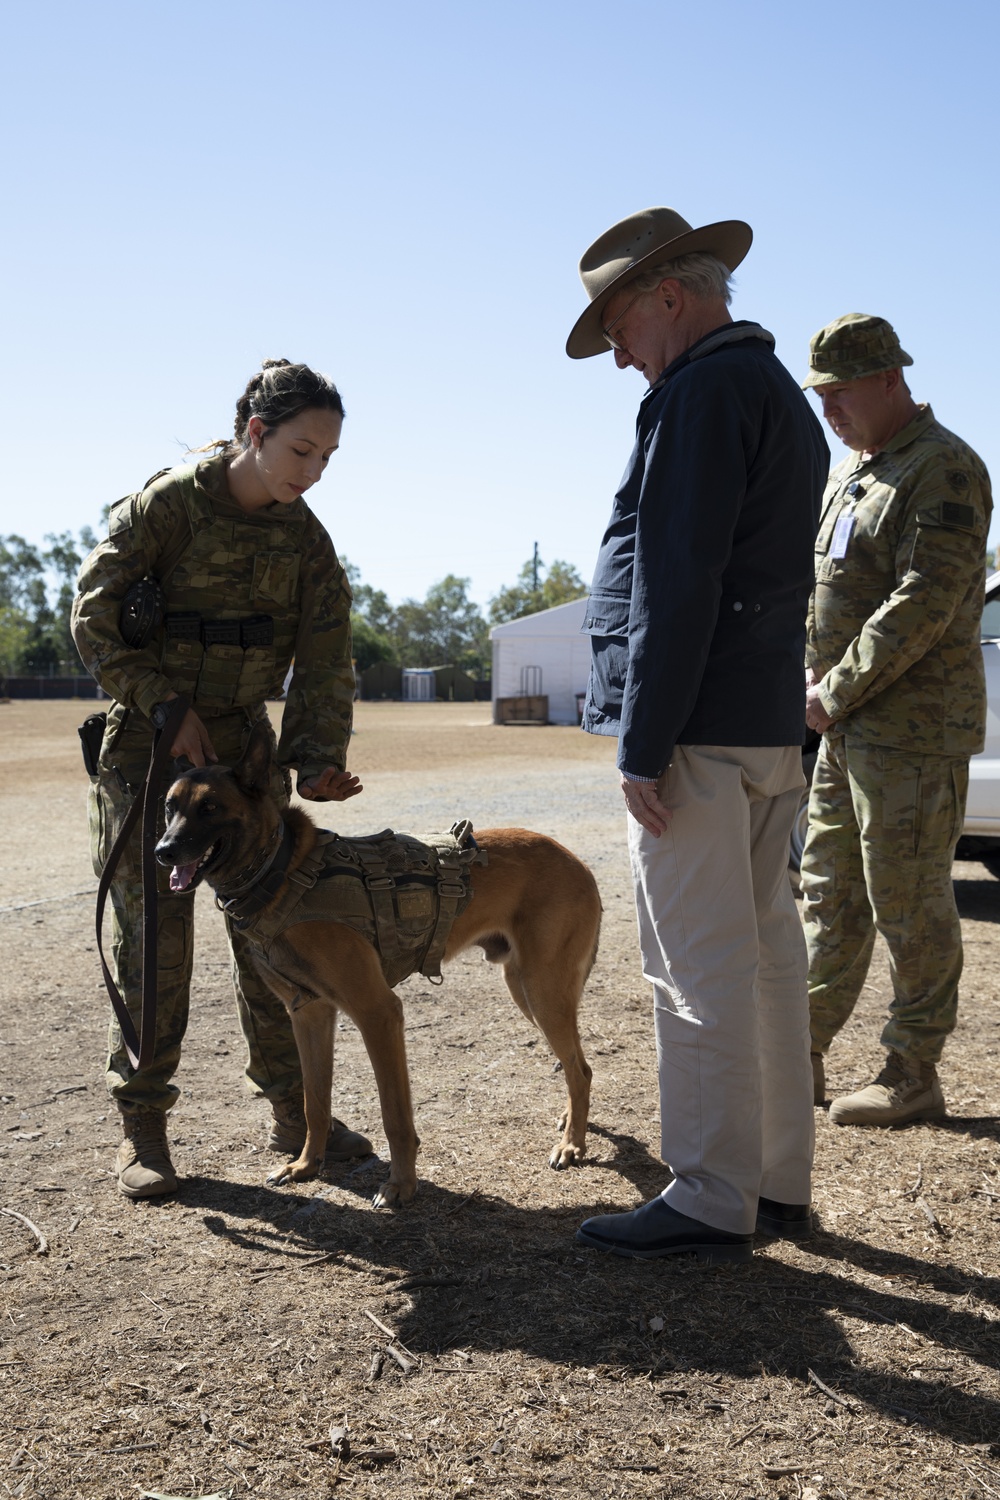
[601,289,645,351]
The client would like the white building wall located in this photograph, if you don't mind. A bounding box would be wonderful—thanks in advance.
[490,599,592,725]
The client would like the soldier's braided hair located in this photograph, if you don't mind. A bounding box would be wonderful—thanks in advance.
[232,358,345,449]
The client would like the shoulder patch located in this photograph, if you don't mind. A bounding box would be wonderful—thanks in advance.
[945,469,970,493]
[917,504,977,534]
[917,500,977,532]
[107,496,136,538]
[940,500,976,530]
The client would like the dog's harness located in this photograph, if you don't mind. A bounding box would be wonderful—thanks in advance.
[218,820,487,988]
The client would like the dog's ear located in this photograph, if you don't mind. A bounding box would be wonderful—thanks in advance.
[234,720,274,796]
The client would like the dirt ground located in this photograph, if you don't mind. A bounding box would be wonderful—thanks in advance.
[1,700,999,1500]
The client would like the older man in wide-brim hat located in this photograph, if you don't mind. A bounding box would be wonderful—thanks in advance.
[799,313,993,1127]
[567,206,829,1265]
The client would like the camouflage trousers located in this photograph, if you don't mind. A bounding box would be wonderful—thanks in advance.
[89,703,304,1112]
[801,730,969,1065]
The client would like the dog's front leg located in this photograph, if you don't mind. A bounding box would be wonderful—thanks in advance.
[351,988,419,1208]
[266,1001,334,1185]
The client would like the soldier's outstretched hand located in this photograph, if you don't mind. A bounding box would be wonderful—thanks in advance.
[299,768,364,802]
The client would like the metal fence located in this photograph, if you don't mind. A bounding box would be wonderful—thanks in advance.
[3,676,103,699]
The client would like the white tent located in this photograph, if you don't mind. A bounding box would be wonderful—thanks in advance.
[489,598,591,726]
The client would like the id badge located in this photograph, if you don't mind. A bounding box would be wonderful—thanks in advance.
[830,512,855,560]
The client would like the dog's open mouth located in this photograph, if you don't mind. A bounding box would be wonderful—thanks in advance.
[169,841,223,893]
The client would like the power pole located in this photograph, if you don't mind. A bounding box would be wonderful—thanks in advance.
[532,541,540,593]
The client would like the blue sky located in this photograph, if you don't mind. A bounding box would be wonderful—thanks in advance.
[2,0,998,607]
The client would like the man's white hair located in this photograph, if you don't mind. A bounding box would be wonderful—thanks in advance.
[629,251,733,306]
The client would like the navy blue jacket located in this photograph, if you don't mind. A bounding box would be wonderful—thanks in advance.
[582,322,829,779]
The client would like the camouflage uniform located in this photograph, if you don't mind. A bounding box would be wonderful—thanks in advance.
[72,454,355,1111]
[800,323,992,1066]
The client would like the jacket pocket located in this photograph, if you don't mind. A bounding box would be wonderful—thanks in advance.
[581,593,631,638]
[581,595,631,722]
[253,551,301,608]
[161,638,204,698]
[234,645,279,707]
[197,642,242,710]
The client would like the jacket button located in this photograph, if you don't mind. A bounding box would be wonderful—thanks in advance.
[754,604,761,612]
[733,601,743,611]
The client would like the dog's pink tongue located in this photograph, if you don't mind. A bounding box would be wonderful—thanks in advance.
[170,863,199,893]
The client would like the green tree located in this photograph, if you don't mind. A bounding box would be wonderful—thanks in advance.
[488,554,587,624]
[390,575,488,675]
[351,615,397,672]
[341,561,490,680]
[44,530,94,669]
[0,606,31,693]
[0,535,46,614]
[0,528,98,676]
[0,536,48,674]
[341,554,398,670]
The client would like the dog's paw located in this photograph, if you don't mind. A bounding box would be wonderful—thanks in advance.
[267,1155,321,1186]
[549,1140,586,1170]
[372,1177,416,1209]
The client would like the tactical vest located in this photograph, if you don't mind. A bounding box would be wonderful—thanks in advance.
[226,821,487,989]
[142,460,309,715]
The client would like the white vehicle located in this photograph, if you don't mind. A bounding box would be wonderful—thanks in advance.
[956,569,1000,875]
[790,571,1000,877]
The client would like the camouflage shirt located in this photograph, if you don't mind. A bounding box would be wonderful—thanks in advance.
[807,405,992,755]
[72,454,355,781]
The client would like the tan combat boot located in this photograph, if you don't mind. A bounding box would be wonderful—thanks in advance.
[116,1106,179,1198]
[267,1098,373,1161]
[812,1052,826,1106]
[828,1051,946,1127]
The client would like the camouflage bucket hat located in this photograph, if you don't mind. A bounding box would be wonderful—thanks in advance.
[566,206,753,360]
[802,313,913,389]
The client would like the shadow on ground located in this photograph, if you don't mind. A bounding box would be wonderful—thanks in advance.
[954,875,1000,922]
[171,1124,1000,1458]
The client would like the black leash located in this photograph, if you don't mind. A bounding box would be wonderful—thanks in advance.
[95,696,190,1071]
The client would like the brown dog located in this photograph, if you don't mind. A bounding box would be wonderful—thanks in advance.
[155,723,601,1207]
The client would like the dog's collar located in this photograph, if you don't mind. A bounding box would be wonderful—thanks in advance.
[215,820,296,925]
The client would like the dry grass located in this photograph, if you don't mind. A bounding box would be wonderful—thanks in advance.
[1,702,999,1500]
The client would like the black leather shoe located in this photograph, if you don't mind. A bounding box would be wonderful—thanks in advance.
[756,1196,813,1240]
[576,1196,753,1264]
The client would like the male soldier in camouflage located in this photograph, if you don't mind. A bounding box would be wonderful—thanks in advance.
[73,359,371,1196]
[801,315,993,1125]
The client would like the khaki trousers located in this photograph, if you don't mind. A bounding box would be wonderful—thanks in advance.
[628,745,814,1235]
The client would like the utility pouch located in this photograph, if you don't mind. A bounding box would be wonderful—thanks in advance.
[202,619,241,648]
[78,712,108,777]
[240,614,274,649]
[119,578,167,648]
[166,612,202,642]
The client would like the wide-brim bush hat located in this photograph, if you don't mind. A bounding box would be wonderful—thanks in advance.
[566,205,753,360]
[802,312,913,388]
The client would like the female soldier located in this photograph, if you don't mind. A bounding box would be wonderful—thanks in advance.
[73,359,370,1198]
